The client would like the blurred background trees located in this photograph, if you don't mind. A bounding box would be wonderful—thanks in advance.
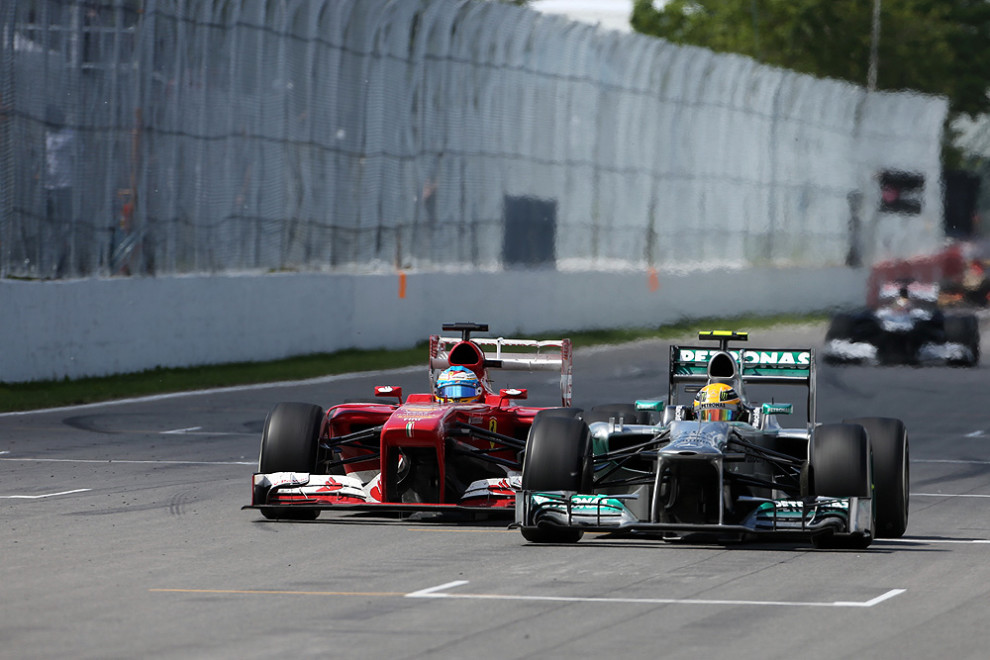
[630,0,990,119]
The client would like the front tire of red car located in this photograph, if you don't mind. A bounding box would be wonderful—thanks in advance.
[258,402,325,520]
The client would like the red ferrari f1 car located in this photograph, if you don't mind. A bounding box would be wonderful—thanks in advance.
[246,323,573,519]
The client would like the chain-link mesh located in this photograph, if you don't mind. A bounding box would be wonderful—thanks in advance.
[0,0,947,279]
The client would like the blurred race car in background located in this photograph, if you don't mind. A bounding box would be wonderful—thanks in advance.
[823,280,980,366]
[867,240,990,309]
[514,331,910,549]
[246,322,573,520]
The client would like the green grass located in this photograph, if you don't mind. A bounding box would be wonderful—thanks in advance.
[0,312,825,413]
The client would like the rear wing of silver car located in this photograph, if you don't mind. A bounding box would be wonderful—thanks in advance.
[668,331,816,424]
[429,330,573,407]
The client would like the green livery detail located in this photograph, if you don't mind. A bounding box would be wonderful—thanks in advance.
[532,493,629,513]
[673,348,812,378]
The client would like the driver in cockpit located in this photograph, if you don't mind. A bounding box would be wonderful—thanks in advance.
[693,382,751,423]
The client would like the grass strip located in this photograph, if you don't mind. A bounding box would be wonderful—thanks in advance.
[0,312,825,413]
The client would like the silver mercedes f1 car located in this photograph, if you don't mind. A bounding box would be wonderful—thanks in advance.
[514,331,909,549]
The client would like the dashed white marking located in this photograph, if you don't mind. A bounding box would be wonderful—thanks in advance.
[964,430,985,438]
[835,589,906,607]
[0,488,91,499]
[405,581,905,608]
[159,428,248,436]
[406,581,470,598]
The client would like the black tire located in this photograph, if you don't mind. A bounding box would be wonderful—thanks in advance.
[584,403,646,425]
[532,407,584,420]
[944,315,980,366]
[812,423,871,499]
[258,402,325,520]
[811,423,873,549]
[825,313,856,340]
[845,417,909,538]
[520,415,592,543]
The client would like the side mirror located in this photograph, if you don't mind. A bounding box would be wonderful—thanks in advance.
[761,402,792,415]
[500,388,527,400]
[375,386,403,403]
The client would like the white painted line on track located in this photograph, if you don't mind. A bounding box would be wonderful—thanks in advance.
[405,581,906,608]
[0,365,422,418]
[0,457,254,465]
[914,492,990,498]
[881,538,990,544]
[0,488,91,499]
[406,581,470,598]
[158,428,247,436]
[835,590,906,608]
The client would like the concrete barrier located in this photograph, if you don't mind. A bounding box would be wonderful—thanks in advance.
[1,267,868,383]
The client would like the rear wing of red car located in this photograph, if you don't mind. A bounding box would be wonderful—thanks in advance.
[668,331,817,424]
[429,333,573,407]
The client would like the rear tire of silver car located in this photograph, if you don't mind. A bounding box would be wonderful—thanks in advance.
[258,402,325,520]
[520,415,592,543]
[844,417,909,538]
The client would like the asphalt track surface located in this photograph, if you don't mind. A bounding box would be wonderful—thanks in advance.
[3,322,990,659]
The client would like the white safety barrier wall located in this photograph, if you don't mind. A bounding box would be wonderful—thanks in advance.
[1,267,868,383]
[2,0,946,279]
[0,0,946,382]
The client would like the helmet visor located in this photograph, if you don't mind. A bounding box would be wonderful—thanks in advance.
[438,383,480,402]
[700,407,735,422]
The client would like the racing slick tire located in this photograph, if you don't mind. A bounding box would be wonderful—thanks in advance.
[811,423,873,549]
[258,402,325,520]
[823,313,869,365]
[944,315,980,366]
[844,417,909,538]
[532,407,585,420]
[584,403,648,426]
[811,424,872,499]
[520,415,593,543]
[825,313,856,340]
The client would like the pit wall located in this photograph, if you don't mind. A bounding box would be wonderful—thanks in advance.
[2,267,867,383]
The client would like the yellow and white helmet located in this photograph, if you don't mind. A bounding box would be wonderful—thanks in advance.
[693,382,742,422]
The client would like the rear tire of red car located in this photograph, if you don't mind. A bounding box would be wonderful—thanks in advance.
[844,417,909,538]
[258,402,325,520]
[520,414,592,543]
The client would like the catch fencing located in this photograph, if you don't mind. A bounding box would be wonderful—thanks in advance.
[1,0,947,280]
